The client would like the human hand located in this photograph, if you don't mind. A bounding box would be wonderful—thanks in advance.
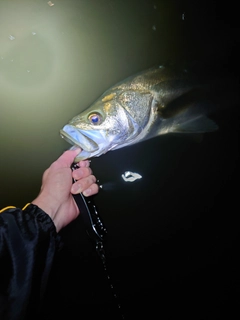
[32,148,99,232]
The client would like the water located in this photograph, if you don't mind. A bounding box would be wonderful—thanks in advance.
[0,0,239,319]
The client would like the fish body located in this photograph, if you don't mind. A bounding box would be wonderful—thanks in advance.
[60,65,218,161]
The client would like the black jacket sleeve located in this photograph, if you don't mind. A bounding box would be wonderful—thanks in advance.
[0,204,61,320]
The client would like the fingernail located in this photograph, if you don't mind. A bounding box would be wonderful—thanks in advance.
[83,188,91,196]
[72,184,82,194]
[70,145,81,153]
[74,147,82,153]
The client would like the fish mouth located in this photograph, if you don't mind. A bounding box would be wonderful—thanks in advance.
[60,125,106,161]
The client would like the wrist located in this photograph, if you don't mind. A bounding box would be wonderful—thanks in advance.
[32,194,60,231]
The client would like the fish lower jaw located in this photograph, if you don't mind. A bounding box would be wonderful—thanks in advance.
[71,145,108,161]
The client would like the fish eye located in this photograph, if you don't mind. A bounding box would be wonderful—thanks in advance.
[88,113,102,125]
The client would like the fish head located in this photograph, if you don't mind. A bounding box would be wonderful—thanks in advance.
[60,88,154,161]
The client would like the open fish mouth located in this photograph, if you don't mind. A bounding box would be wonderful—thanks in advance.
[60,124,110,161]
[60,124,100,160]
[60,125,99,151]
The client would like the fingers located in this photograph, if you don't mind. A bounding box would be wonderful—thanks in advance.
[71,174,96,193]
[71,175,99,196]
[55,148,91,169]
[72,166,92,180]
[71,159,99,196]
[55,148,82,168]
[77,159,91,168]
[82,182,99,197]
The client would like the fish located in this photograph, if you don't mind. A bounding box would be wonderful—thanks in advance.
[60,65,219,161]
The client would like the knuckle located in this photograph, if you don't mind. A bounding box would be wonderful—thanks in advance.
[90,175,97,183]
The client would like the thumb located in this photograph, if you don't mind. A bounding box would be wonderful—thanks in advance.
[57,147,82,167]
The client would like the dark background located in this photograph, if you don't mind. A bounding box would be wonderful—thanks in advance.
[1,1,239,319]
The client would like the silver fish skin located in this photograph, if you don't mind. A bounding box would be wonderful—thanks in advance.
[60,65,218,161]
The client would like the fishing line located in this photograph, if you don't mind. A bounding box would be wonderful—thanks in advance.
[71,164,125,319]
